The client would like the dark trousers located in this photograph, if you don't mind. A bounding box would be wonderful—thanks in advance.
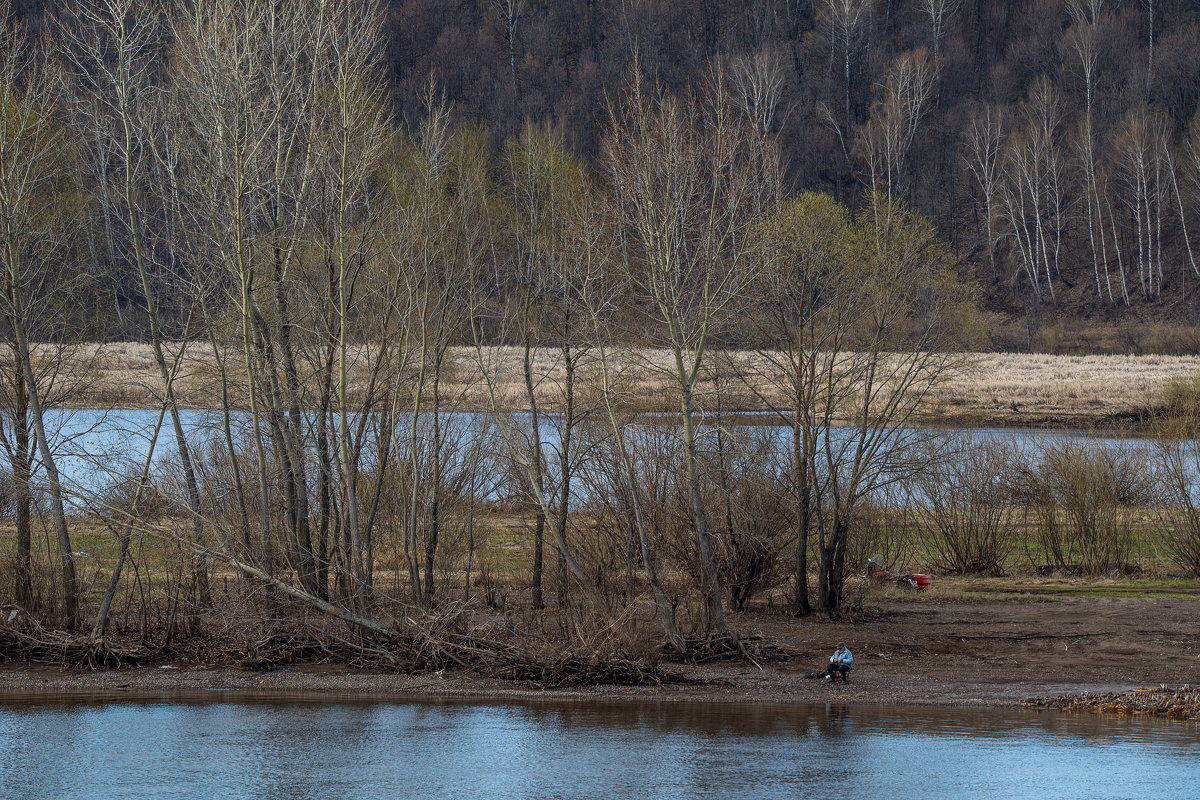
[828,662,850,679]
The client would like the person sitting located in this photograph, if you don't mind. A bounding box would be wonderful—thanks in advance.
[826,643,853,683]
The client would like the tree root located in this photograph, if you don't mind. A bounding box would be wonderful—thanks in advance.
[0,619,155,670]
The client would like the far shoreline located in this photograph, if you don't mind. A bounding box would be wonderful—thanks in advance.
[47,345,1200,432]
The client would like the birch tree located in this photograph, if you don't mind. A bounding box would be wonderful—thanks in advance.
[963,105,1004,283]
[819,0,872,123]
[921,0,961,60]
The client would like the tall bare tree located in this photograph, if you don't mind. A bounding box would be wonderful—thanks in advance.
[58,0,214,606]
[921,0,961,60]
[963,105,1004,283]
[857,48,937,203]
[603,69,774,637]
[0,9,83,628]
[818,0,872,123]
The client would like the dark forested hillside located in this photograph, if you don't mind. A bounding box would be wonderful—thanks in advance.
[379,1,1200,331]
[12,0,1200,345]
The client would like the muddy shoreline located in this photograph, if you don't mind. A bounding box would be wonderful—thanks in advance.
[3,596,1196,713]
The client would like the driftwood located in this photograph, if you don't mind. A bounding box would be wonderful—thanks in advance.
[230,611,675,690]
[1023,686,1200,720]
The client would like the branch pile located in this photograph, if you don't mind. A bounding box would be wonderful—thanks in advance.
[665,631,794,665]
[231,604,673,689]
[1022,686,1200,720]
[481,650,669,688]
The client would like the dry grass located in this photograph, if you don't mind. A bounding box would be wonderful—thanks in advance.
[931,352,1200,425]
[21,343,1200,426]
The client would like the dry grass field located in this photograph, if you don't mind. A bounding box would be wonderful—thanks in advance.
[40,343,1200,428]
[928,352,1200,426]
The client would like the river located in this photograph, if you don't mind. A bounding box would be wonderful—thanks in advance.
[0,696,1196,799]
[32,407,1161,502]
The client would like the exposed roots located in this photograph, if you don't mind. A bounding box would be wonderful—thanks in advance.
[0,618,156,670]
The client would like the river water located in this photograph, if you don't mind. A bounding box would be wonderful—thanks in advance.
[0,696,1196,799]
[35,407,1157,501]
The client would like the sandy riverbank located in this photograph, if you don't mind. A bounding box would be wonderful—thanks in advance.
[3,595,1196,711]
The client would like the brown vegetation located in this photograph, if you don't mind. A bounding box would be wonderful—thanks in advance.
[1024,686,1200,720]
[32,344,1200,428]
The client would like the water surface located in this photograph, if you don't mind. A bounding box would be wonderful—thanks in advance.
[0,696,1195,799]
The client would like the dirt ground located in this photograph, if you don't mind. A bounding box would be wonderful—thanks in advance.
[2,596,1196,710]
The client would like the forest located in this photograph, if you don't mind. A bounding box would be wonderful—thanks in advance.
[8,0,1200,344]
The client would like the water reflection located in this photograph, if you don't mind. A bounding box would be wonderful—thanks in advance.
[0,696,1196,799]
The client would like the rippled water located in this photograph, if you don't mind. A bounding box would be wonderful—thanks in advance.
[0,696,1196,799]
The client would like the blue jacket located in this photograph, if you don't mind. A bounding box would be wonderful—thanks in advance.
[831,648,853,667]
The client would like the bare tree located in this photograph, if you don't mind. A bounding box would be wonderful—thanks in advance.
[603,69,774,637]
[921,0,961,60]
[0,9,83,628]
[1062,19,1117,302]
[1175,107,1200,279]
[1142,0,1155,95]
[493,0,528,94]
[857,48,937,203]
[315,0,391,611]
[1066,0,1112,26]
[57,0,215,607]
[998,79,1067,302]
[729,46,788,207]
[963,105,1004,283]
[818,0,872,123]
[1110,106,1172,300]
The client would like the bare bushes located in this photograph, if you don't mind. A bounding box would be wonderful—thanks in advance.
[1152,435,1200,577]
[1015,438,1156,575]
[569,421,794,627]
[848,494,911,579]
[908,436,1018,575]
